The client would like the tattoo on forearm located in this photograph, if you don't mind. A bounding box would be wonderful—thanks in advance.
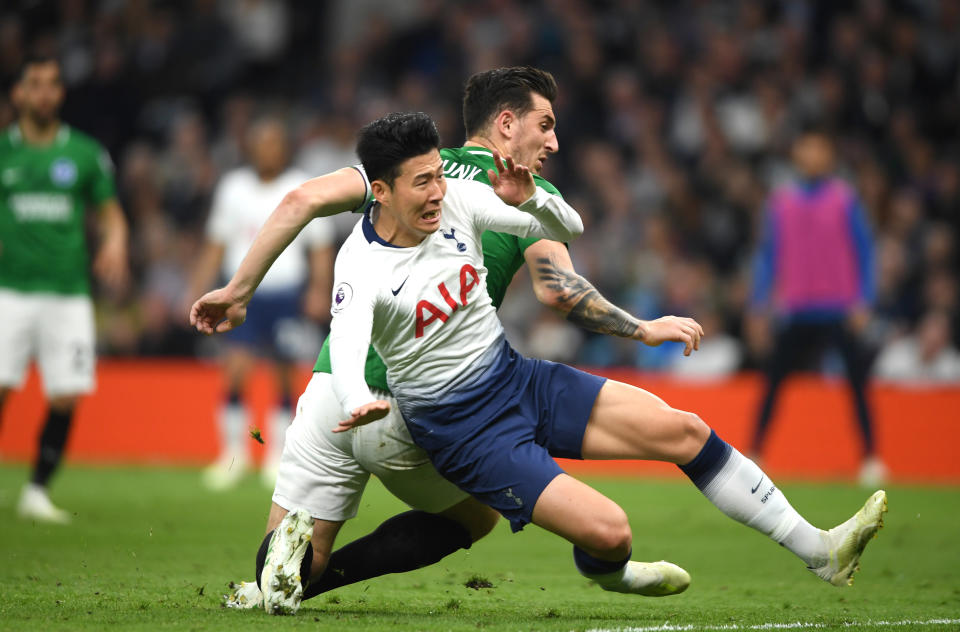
[534,257,641,338]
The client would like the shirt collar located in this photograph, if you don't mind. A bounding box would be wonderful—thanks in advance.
[362,203,404,248]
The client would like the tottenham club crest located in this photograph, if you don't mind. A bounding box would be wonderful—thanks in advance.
[442,227,466,252]
[50,157,78,187]
[331,282,353,314]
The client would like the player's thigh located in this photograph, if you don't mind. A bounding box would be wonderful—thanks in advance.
[0,289,40,389]
[581,380,710,464]
[36,294,95,398]
[352,402,471,515]
[531,473,631,559]
[272,373,371,522]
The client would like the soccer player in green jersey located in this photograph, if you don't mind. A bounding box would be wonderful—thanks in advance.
[193,68,700,613]
[0,56,129,524]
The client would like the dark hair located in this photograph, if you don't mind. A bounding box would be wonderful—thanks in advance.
[18,54,61,82]
[356,112,440,186]
[462,67,558,137]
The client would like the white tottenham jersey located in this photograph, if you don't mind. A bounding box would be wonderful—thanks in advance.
[329,177,583,417]
[207,166,333,290]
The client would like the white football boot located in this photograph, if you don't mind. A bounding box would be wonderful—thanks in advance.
[223,581,263,609]
[586,560,691,596]
[17,483,71,524]
[810,490,887,586]
[261,508,314,615]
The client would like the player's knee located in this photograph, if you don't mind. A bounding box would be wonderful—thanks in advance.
[469,507,500,542]
[584,508,632,558]
[670,409,711,462]
[48,395,78,414]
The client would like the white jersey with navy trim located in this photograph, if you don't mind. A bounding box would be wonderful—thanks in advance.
[328,177,582,417]
[207,166,334,290]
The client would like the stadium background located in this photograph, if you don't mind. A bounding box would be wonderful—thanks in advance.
[1,0,959,481]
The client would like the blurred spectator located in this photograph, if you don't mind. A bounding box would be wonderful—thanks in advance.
[875,310,960,384]
[0,0,954,374]
[183,116,334,491]
[747,128,885,486]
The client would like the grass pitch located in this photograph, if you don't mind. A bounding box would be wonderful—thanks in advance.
[0,464,958,631]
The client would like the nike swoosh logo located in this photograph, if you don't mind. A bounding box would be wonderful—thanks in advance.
[391,277,408,296]
[751,475,765,494]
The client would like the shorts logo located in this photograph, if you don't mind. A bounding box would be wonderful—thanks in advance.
[50,158,78,187]
[331,282,353,314]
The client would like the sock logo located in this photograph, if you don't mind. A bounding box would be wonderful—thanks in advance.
[750,475,765,494]
[759,485,777,504]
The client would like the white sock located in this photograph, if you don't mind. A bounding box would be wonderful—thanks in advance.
[682,432,827,566]
[266,407,292,466]
[219,403,249,461]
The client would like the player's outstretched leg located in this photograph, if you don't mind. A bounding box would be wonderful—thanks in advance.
[260,508,314,615]
[574,547,690,596]
[582,382,888,587]
[809,490,887,586]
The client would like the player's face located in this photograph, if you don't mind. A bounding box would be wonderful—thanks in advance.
[506,93,558,174]
[248,122,288,179]
[378,149,447,241]
[13,61,64,125]
[792,134,834,179]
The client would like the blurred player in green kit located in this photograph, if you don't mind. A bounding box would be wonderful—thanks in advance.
[0,56,129,523]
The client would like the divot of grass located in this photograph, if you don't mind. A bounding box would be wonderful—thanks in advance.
[464,575,493,590]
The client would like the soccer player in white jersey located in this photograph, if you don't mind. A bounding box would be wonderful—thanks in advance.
[324,113,885,604]
[196,68,708,614]
[185,117,333,489]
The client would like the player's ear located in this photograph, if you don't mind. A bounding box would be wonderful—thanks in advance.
[495,110,515,138]
[371,179,390,205]
[10,82,23,106]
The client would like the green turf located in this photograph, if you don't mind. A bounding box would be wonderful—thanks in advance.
[0,464,958,631]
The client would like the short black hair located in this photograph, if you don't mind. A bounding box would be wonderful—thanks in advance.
[18,54,61,82]
[462,67,558,137]
[356,112,441,187]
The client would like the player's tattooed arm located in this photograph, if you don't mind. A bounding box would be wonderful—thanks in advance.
[531,250,645,340]
[525,241,704,353]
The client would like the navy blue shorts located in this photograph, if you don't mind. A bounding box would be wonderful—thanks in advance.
[400,338,606,532]
[226,286,301,360]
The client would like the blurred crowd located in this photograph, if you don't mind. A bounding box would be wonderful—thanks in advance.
[2,0,958,380]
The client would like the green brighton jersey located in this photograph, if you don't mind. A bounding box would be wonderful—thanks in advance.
[0,124,117,295]
[313,146,563,392]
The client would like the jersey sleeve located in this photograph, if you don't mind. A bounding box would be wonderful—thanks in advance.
[89,145,118,206]
[205,175,235,244]
[328,245,379,416]
[460,181,583,243]
[350,164,374,212]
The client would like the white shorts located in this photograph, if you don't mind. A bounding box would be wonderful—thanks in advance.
[0,289,96,397]
[272,372,469,521]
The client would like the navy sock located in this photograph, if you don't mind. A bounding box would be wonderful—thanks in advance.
[677,429,733,491]
[573,546,630,576]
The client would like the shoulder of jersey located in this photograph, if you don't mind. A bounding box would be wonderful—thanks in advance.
[63,126,107,154]
[219,166,259,186]
[280,167,311,185]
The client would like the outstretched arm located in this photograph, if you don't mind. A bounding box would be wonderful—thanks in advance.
[470,150,583,243]
[190,167,368,334]
[525,241,704,356]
